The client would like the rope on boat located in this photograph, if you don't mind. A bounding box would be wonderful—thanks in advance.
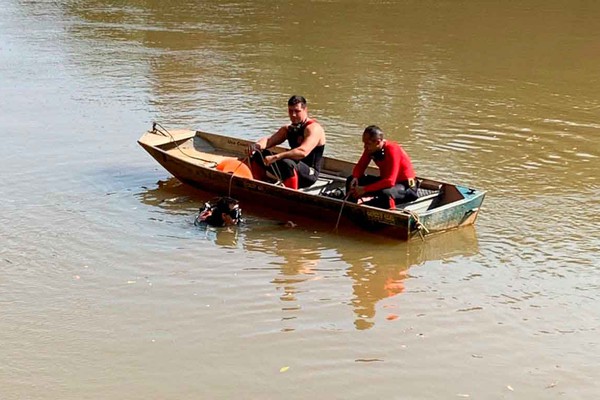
[251,147,285,185]
[333,191,352,233]
[225,147,287,197]
[151,122,219,167]
[227,153,253,197]
[396,208,429,241]
[151,123,287,196]
[151,122,169,137]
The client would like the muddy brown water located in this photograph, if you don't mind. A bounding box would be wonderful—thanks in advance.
[1,1,598,398]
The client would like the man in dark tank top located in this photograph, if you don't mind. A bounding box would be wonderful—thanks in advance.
[250,95,326,189]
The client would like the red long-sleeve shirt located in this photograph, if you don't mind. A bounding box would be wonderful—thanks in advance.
[352,140,416,193]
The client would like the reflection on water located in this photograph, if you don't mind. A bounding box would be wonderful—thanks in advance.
[137,177,201,212]
[138,177,479,330]
[344,229,479,330]
[190,223,242,249]
[207,221,479,331]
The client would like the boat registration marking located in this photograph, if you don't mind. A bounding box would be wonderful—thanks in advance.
[366,210,396,224]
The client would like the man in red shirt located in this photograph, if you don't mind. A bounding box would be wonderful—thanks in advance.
[347,125,418,209]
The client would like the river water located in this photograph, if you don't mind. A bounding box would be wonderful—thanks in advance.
[1,1,598,399]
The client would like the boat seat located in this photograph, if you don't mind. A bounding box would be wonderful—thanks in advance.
[392,187,441,211]
[416,187,440,198]
[301,177,338,195]
[300,172,347,196]
[306,176,444,205]
[303,179,332,194]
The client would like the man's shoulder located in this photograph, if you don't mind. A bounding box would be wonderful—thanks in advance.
[390,140,409,149]
[305,119,325,133]
[385,140,401,149]
[385,140,408,156]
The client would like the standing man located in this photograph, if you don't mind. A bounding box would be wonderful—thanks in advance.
[250,95,326,189]
[347,125,418,209]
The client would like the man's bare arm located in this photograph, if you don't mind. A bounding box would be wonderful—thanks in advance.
[274,124,324,161]
[255,126,288,150]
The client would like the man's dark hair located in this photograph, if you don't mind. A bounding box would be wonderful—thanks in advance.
[288,95,307,108]
[363,125,384,140]
[196,196,242,227]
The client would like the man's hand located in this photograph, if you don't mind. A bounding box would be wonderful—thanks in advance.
[350,184,365,198]
[248,142,262,154]
[349,178,361,198]
[264,154,279,166]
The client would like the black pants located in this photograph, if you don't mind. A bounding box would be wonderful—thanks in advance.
[345,175,418,209]
[251,150,318,188]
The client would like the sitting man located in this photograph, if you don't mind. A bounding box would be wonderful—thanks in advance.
[250,95,326,189]
[346,125,418,209]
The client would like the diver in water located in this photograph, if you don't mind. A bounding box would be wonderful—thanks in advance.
[194,197,242,227]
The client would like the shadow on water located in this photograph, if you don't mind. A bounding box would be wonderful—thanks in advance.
[137,177,480,330]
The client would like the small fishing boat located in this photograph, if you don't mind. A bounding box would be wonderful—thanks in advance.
[138,124,486,240]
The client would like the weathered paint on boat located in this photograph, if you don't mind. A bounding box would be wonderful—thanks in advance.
[138,127,486,240]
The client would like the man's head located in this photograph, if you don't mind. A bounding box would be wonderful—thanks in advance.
[362,125,385,155]
[196,197,242,227]
[215,197,242,226]
[287,95,308,125]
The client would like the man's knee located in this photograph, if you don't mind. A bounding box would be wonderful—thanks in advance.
[279,158,296,169]
[265,158,297,182]
[381,187,395,198]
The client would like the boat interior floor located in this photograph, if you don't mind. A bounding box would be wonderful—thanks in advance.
[302,174,442,213]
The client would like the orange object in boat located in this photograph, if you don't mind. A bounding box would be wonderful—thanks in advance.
[216,158,254,179]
